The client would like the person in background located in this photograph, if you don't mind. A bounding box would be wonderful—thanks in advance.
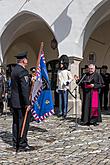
[100,65,110,111]
[11,51,31,151]
[6,76,12,112]
[0,68,5,115]
[30,66,36,84]
[56,55,73,119]
[75,64,104,126]
[84,65,89,74]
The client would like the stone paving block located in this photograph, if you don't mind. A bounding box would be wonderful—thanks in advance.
[1,110,110,164]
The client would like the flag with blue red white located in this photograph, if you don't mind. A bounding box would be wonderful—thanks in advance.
[31,47,54,122]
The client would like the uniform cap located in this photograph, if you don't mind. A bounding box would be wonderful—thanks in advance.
[30,66,36,72]
[15,51,28,59]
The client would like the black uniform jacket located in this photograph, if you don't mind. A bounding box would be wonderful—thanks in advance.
[101,73,110,90]
[11,64,30,108]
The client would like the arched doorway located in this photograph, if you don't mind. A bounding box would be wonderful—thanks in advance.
[80,0,110,108]
[80,0,110,72]
[0,11,59,108]
[0,11,59,72]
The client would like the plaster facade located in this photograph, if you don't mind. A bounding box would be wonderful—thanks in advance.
[0,0,109,63]
[0,0,110,114]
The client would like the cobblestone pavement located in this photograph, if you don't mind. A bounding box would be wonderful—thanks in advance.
[0,110,110,165]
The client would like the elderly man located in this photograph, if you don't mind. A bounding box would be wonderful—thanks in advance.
[80,64,104,126]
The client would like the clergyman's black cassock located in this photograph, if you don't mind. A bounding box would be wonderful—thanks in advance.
[80,72,104,124]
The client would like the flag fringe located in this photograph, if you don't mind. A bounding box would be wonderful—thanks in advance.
[31,108,54,122]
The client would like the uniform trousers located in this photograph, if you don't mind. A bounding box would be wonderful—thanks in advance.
[12,108,30,148]
[100,88,109,110]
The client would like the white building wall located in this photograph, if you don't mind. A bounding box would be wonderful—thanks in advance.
[0,0,105,61]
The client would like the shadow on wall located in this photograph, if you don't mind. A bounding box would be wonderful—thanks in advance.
[53,5,72,43]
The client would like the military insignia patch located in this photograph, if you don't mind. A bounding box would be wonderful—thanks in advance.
[24,76,29,82]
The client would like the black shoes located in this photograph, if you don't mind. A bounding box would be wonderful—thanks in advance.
[13,144,35,152]
[80,121,99,126]
[19,145,34,151]
[80,121,90,126]
[93,123,99,126]
[57,114,62,117]
[90,121,99,126]
[62,114,67,119]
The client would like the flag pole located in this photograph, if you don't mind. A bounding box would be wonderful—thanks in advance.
[20,42,44,138]
[29,42,44,101]
[36,42,44,68]
[20,106,30,138]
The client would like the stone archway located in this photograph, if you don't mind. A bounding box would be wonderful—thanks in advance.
[0,11,59,70]
[80,0,110,72]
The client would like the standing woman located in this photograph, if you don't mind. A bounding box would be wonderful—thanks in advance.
[57,55,73,118]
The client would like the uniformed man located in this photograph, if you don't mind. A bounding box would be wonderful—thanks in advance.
[100,65,110,110]
[56,55,73,118]
[11,51,31,151]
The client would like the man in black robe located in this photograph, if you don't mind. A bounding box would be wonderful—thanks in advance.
[80,64,104,126]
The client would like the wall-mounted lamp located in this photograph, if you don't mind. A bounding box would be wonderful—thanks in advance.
[51,38,58,50]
